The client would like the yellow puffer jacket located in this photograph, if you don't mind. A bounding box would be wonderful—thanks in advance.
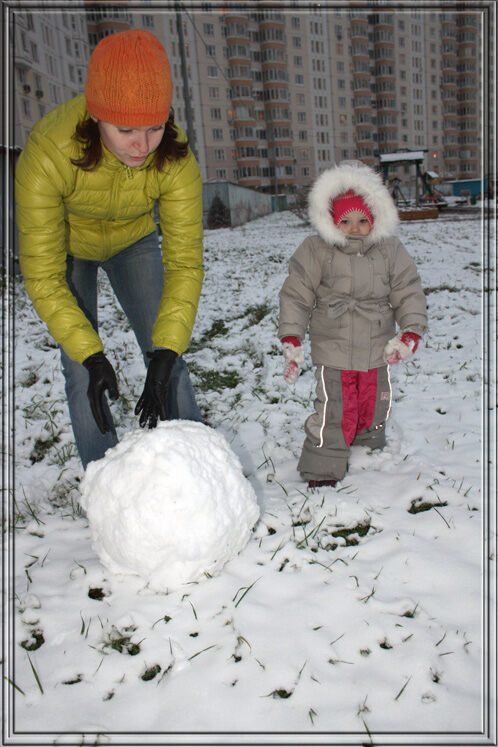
[15,94,204,363]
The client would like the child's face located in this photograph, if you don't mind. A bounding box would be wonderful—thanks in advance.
[337,210,372,236]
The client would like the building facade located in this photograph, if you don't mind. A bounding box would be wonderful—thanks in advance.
[11,3,488,193]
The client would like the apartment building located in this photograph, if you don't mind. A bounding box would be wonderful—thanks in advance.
[12,9,90,146]
[11,3,487,193]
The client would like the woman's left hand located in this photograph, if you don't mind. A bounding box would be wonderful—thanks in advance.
[135,348,178,428]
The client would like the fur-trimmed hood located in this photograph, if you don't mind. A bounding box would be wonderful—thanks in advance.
[308,160,399,246]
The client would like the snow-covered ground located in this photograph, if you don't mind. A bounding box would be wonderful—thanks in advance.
[5,210,496,745]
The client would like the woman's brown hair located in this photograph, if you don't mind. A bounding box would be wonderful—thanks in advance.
[71,110,189,171]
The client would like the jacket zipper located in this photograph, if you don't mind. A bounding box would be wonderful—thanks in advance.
[107,165,133,223]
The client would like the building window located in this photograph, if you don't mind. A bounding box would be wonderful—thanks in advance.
[214,148,225,160]
[212,128,223,140]
[301,167,310,177]
[206,44,215,56]
[294,55,302,66]
[215,169,227,179]
[42,24,53,47]
[22,98,31,118]
[47,55,57,76]
[293,36,301,48]
[291,17,301,29]
[207,66,218,78]
[295,74,304,85]
[49,82,59,103]
[204,23,214,35]
[142,15,154,27]
[30,42,39,62]
[209,87,219,99]
[210,107,221,120]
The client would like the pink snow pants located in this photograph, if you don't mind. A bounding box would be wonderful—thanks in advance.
[297,365,392,482]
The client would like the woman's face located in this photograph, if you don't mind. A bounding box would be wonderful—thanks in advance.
[93,118,166,167]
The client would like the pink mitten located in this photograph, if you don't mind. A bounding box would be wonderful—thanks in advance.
[383,331,421,365]
[282,336,304,384]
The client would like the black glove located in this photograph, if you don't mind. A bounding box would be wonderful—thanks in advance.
[135,348,178,429]
[83,352,119,435]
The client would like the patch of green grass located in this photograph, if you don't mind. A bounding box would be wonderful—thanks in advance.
[30,434,61,464]
[103,626,141,656]
[189,319,230,351]
[408,497,448,514]
[141,664,161,681]
[63,675,83,685]
[269,688,293,699]
[20,371,39,388]
[21,630,45,651]
[330,521,372,546]
[243,302,272,326]
[197,369,242,392]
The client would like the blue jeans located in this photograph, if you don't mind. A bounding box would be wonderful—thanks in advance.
[60,231,201,469]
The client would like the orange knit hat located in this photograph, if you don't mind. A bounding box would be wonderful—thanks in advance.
[85,30,173,127]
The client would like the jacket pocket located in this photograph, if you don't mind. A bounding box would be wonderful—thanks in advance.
[373,303,395,338]
[310,306,347,340]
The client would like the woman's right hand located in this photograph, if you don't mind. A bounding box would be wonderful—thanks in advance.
[83,352,119,434]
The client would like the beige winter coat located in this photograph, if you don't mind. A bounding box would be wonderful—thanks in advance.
[278,161,428,371]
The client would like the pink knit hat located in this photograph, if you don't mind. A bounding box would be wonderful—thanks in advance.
[331,190,373,226]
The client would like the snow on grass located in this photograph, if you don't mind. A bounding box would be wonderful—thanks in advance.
[7,211,494,742]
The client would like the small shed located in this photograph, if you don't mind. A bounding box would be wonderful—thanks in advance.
[202,181,273,229]
[444,178,488,198]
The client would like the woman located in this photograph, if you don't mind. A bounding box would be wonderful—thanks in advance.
[15,29,204,469]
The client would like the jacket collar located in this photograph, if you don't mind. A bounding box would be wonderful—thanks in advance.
[101,143,155,171]
[336,235,377,255]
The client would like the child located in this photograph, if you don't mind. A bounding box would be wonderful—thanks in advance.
[278,160,428,488]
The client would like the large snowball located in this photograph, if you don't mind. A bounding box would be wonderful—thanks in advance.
[80,421,260,592]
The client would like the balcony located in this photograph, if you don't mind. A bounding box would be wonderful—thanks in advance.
[14,51,32,70]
